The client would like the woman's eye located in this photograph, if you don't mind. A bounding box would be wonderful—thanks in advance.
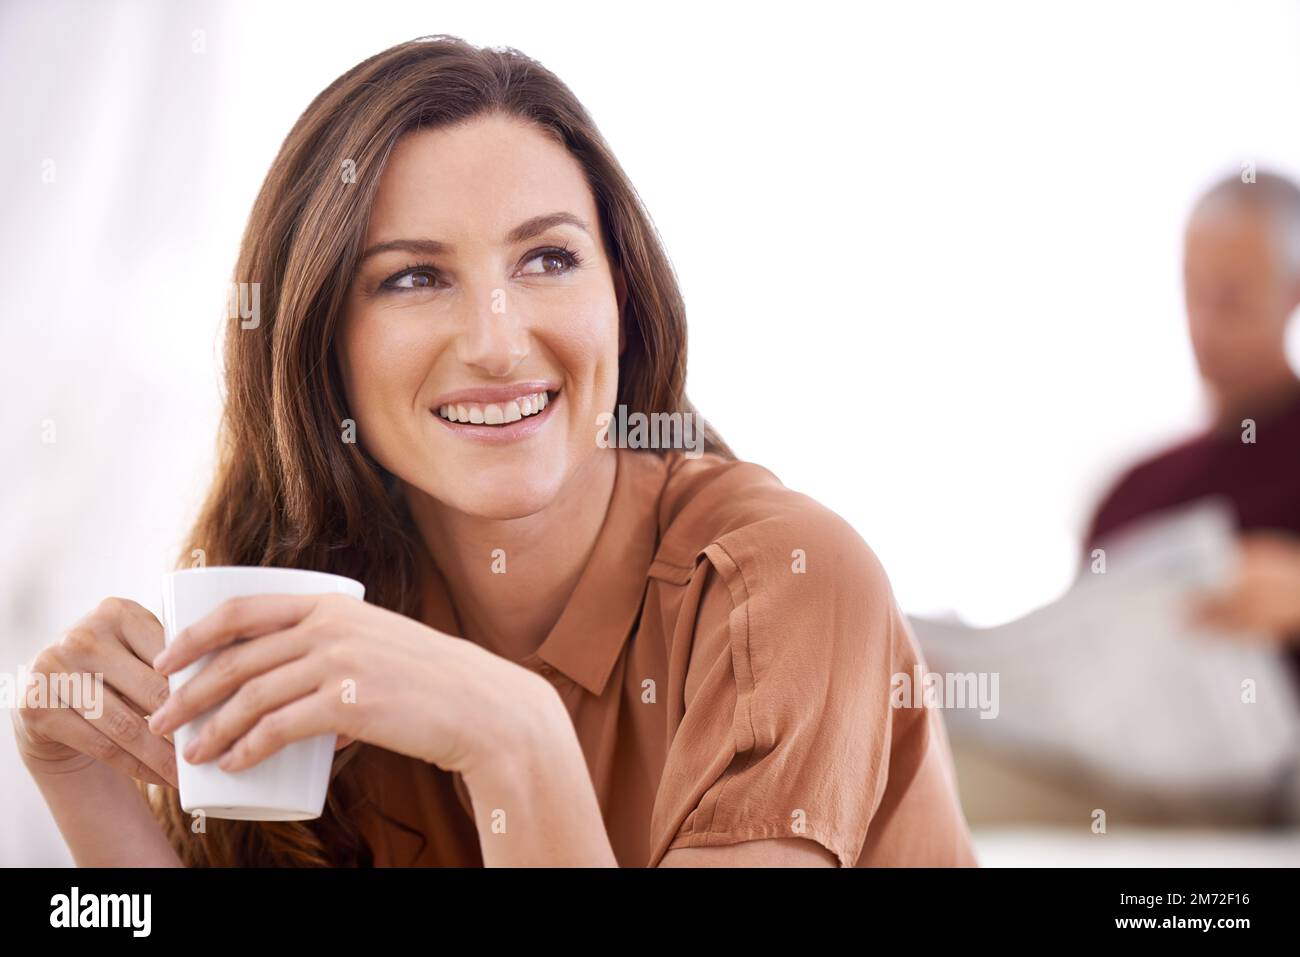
[385,268,439,290]
[518,247,582,277]
[378,248,581,292]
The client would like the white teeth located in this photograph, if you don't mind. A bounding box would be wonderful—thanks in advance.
[437,391,552,425]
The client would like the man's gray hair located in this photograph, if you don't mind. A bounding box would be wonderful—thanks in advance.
[1192,168,1300,281]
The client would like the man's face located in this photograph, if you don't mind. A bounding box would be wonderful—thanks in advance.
[1183,203,1296,393]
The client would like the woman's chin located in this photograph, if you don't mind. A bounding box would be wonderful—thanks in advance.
[442,478,564,521]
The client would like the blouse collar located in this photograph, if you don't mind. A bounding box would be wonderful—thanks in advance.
[416,448,668,696]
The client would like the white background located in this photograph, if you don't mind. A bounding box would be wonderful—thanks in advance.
[2,0,1298,865]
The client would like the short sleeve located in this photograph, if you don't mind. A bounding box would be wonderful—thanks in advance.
[646,503,976,868]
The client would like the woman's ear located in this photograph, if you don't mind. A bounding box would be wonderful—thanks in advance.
[614,266,628,356]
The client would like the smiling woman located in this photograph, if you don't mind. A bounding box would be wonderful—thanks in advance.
[336,116,628,518]
[13,34,976,868]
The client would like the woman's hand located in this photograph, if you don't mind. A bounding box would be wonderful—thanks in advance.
[146,592,553,777]
[1189,530,1300,642]
[11,597,180,788]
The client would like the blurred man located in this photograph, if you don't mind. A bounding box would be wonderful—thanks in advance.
[1085,170,1300,689]
[938,171,1300,832]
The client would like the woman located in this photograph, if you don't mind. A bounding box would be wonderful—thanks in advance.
[13,35,976,867]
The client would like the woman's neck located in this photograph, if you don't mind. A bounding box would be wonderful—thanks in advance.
[404,448,619,661]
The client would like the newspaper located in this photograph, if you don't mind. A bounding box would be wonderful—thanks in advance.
[908,498,1300,795]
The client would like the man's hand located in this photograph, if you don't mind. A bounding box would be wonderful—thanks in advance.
[1189,530,1300,642]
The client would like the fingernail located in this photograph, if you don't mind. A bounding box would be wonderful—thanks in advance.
[183,739,199,761]
[153,650,172,673]
[218,752,236,770]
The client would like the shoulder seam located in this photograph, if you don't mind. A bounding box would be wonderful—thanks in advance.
[696,539,761,839]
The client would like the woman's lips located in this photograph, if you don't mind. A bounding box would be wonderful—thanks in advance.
[431,389,559,443]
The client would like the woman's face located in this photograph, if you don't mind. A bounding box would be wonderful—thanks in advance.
[339,114,624,519]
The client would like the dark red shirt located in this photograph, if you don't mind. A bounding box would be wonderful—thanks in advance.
[1084,388,1300,689]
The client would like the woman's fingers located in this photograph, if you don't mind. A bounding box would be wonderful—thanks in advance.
[217,693,333,773]
[28,696,177,788]
[154,593,322,675]
[184,657,324,764]
[17,598,179,783]
[50,599,171,719]
[88,636,174,722]
[102,597,166,666]
[64,682,180,788]
[150,624,310,735]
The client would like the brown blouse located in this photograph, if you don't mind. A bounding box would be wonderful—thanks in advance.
[351,447,977,867]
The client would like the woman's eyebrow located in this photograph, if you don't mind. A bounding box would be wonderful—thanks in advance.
[506,211,590,244]
[358,212,591,265]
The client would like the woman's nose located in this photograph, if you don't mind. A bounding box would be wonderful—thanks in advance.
[453,288,529,375]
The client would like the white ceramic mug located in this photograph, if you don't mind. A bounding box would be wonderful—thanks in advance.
[159,566,366,821]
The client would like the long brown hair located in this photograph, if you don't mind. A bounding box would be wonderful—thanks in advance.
[140,34,731,866]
